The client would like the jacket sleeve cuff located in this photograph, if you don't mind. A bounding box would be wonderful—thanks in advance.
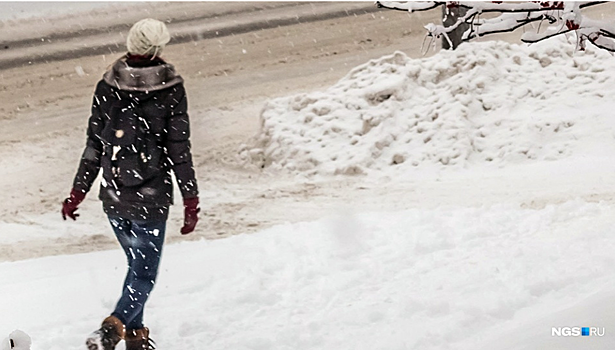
[70,188,87,204]
[183,197,199,209]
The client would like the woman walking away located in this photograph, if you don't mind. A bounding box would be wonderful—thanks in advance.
[61,18,200,350]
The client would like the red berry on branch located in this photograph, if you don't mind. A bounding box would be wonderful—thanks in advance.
[566,20,580,30]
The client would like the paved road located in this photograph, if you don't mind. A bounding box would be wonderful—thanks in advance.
[0,2,383,70]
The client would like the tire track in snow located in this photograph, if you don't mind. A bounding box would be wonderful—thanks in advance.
[0,3,382,71]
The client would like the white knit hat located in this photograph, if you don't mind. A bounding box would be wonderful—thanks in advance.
[126,18,170,56]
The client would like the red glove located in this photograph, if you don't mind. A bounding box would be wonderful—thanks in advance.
[62,189,86,221]
[181,197,200,235]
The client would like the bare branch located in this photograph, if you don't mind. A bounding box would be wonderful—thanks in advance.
[521,27,574,44]
[467,14,557,41]
[376,1,614,52]
[377,1,606,13]
[376,1,442,12]
[587,34,615,52]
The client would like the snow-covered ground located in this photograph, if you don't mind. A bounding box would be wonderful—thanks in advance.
[3,200,615,350]
[2,2,615,350]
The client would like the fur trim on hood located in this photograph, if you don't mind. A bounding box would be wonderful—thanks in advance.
[103,58,183,92]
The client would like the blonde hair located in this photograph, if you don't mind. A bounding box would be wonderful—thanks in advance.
[126,18,170,56]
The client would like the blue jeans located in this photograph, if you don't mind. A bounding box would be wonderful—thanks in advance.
[107,216,166,330]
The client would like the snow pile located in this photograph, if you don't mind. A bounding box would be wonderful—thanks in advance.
[241,39,615,175]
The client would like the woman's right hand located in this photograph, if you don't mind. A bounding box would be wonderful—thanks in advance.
[180,197,200,234]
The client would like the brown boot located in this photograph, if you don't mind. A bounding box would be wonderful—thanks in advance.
[86,316,125,350]
[125,327,156,350]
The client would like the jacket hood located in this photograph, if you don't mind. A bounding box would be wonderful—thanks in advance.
[103,58,184,92]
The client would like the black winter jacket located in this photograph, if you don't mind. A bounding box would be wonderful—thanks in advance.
[72,57,198,221]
